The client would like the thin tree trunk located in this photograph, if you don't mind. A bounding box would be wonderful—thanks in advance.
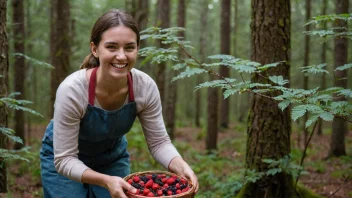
[156,0,170,107]
[50,0,70,117]
[219,0,231,129]
[206,75,218,151]
[0,0,9,192]
[165,0,185,139]
[12,0,26,150]
[196,0,209,127]
[329,0,349,157]
[302,0,311,148]
[316,0,327,136]
[239,0,295,197]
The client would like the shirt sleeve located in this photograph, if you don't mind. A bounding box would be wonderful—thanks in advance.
[53,81,90,182]
[137,76,181,169]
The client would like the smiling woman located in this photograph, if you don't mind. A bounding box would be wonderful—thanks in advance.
[39,9,198,198]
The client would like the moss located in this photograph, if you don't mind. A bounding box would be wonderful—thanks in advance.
[278,18,285,27]
[236,182,324,198]
[296,184,324,198]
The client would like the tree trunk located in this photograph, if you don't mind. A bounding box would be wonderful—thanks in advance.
[165,0,185,139]
[301,0,311,149]
[0,0,9,192]
[196,0,209,128]
[238,0,295,197]
[315,0,327,136]
[50,0,70,117]
[219,0,231,129]
[12,0,26,150]
[156,0,170,107]
[206,75,218,151]
[328,0,349,157]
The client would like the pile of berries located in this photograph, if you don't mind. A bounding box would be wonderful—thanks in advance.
[127,173,191,197]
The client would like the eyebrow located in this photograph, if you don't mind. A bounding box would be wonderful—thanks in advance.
[104,42,136,45]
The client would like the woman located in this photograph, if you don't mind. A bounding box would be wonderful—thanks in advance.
[40,9,198,198]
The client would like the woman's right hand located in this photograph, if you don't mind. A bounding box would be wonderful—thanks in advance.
[106,176,137,198]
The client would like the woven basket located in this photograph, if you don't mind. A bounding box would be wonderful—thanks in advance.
[123,170,195,198]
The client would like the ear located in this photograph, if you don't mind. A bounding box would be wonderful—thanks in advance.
[90,42,99,58]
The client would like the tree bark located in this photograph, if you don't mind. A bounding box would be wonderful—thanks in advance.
[238,0,295,197]
[219,0,231,129]
[301,0,311,149]
[156,0,170,107]
[196,0,209,127]
[329,0,349,157]
[12,0,26,150]
[315,0,327,136]
[165,0,185,140]
[206,75,218,151]
[0,0,8,192]
[50,0,70,117]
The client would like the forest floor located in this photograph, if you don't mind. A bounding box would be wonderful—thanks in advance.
[0,123,351,198]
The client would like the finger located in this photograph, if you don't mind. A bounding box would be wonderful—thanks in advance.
[119,178,137,194]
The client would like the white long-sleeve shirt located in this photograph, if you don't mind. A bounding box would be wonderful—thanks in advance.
[53,68,180,182]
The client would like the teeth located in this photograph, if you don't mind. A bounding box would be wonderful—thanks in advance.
[112,63,127,68]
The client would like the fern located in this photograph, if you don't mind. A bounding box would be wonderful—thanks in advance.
[337,89,352,98]
[0,149,29,162]
[335,63,352,71]
[268,76,289,86]
[0,127,23,144]
[12,53,53,69]
[172,67,206,81]
[305,13,352,26]
[0,97,43,117]
[195,79,236,91]
[300,63,329,74]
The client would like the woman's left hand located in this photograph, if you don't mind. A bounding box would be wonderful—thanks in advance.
[168,156,199,193]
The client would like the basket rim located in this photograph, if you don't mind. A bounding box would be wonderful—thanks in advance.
[124,170,195,198]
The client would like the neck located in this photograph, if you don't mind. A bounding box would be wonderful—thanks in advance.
[96,68,128,94]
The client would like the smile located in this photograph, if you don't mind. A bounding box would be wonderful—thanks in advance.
[111,63,128,69]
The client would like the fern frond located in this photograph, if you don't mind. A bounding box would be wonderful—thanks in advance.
[172,67,207,81]
[301,63,328,74]
[337,89,352,98]
[257,61,284,71]
[278,100,291,111]
[195,78,236,91]
[305,13,352,26]
[268,76,289,86]
[305,114,320,128]
[12,53,53,69]
[0,149,29,162]
[335,63,352,71]
[0,127,23,144]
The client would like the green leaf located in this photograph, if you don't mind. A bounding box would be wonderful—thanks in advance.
[0,127,23,144]
[337,89,352,98]
[278,100,291,111]
[207,54,235,60]
[335,63,352,71]
[195,79,235,91]
[318,112,334,121]
[300,63,329,74]
[268,76,289,86]
[12,53,53,69]
[257,61,284,71]
[305,13,352,26]
[318,87,344,95]
[266,168,282,176]
[0,149,29,162]
[305,114,320,128]
[172,67,206,81]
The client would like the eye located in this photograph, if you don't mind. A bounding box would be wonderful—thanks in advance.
[107,45,116,49]
[125,46,136,51]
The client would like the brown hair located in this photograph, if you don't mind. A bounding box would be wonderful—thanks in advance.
[80,9,140,69]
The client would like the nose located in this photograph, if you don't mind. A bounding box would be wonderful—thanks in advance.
[115,49,127,60]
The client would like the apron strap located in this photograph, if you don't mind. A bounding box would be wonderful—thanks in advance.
[127,72,135,102]
[88,67,99,105]
[88,67,135,105]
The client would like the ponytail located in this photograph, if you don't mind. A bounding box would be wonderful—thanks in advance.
[80,53,99,69]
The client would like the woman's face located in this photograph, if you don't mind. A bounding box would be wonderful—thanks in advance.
[91,25,138,79]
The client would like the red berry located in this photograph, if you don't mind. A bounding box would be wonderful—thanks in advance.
[145,179,154,188]
[143,188,150,196]
[167,178,175,185]
[176,183,180,189]
[176,189,182,194]
[127,179,133,184]
[167,190,173,195]
[162,177,168,183]
[139,181,144,186]
[133,176,140,183]
[147,192,155,197]
[163,183,169,188]
[146,174,153,179]
[157,190,163,196]
[152,183,159,190]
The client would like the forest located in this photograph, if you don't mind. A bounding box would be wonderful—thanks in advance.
[0,0,352,197]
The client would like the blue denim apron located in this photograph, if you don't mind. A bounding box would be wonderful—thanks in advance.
[40,67,137,198]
